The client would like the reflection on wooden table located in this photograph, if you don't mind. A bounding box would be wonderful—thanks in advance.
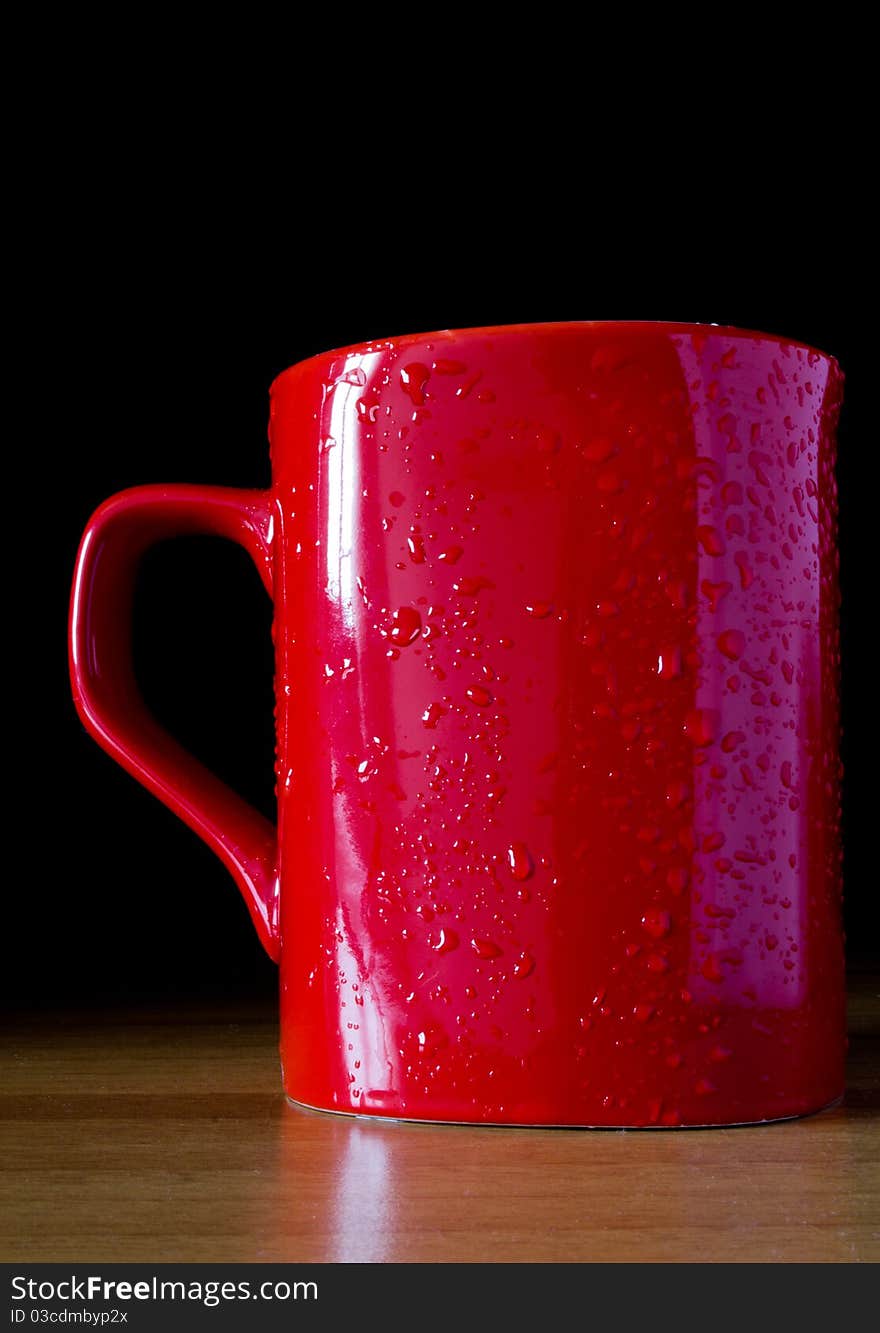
[1,978,877,1262]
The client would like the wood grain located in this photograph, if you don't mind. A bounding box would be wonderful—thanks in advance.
[2,979,877,1263]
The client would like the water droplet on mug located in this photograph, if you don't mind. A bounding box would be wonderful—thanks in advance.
[701,580,733,611]
[513,951,535,979]
[422,703,446,729]
[657,646,682,678]
[697,525,725,556]
[453,576,493,596]
[339,366,366,387]
[407,535,426,564]
[400,362,430,405]
[717,629,745,660]
[431,927,459,954]
[507,842,534,881]
[685,709,719,747]
[641,908,672,939]
[583,437,615,463]
[471,937,502,960]
[390,607,422,646]
[734,551,755,589]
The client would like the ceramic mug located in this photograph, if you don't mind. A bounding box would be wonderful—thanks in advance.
[69,321,845,1127]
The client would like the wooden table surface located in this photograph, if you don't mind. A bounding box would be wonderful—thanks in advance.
[2,979,877,1264]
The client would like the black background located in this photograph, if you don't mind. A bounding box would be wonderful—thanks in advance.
[13,140,877,1013]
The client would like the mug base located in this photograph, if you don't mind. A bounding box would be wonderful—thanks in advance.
[284,1091,843,1130]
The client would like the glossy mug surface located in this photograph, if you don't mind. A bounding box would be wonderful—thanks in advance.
[69,321,844,1127]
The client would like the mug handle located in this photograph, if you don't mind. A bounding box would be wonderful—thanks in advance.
[68,484,280,962]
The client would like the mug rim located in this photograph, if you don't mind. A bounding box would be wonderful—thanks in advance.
[271,319,839,393]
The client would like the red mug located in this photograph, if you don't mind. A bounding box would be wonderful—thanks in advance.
[69,321,844,1127]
